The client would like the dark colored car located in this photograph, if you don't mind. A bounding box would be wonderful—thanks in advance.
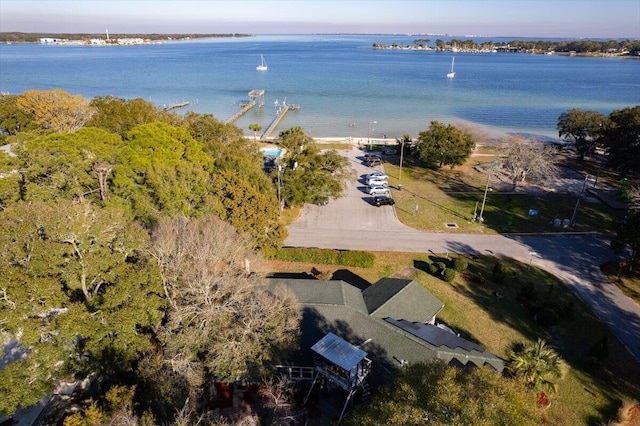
[373,195,395,206]
[364,153,382,161]
[364,158,383,167]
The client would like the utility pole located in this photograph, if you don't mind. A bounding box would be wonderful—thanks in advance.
[398,139,405,187]
[478,158,500,223]
[368,120,377,151]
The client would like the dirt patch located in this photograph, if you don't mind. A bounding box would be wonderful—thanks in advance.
[391,266,419,279]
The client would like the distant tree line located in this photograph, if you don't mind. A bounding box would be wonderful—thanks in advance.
[374,38,640,55]
[0,32,252,43]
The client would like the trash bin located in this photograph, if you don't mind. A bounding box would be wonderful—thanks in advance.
[398,184,403,191]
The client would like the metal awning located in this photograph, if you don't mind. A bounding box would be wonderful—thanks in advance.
[311,332,367,372]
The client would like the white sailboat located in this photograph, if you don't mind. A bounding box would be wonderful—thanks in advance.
[256,54,268,71]
[446,57,455,78]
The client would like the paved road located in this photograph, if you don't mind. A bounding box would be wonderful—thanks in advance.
[285,146,640,361]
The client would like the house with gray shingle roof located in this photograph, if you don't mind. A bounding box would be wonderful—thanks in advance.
[266,278,504,387]
[363,277,444,324]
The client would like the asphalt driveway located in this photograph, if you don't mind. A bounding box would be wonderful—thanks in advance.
[285,146,640,362]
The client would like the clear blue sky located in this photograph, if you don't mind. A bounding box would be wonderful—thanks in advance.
[1,0,639,38]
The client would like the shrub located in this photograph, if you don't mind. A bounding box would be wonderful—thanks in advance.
[274,248,375,267]
[492,261,507,284]
[452,257,468,272]
[337,250,376,268]
[428,263,439,274]
[435,261,447,272]
[443,268,456,282]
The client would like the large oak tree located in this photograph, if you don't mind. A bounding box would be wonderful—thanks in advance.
[0,201,164,417]
[275,127,351,207]
[346,360,542,426]
[16,89,96,132]
[557,109,608,160]
[602,105,640,175]
[149,216,300,406]
[415,121,475,169]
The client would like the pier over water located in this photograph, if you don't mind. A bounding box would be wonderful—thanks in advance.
[261,99,300,140]
[225,89,265,124]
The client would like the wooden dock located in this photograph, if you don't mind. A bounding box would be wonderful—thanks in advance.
[163,101,189,111]
[261,103,300,140]
[225,101,255,124]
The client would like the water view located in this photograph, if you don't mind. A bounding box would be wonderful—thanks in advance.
[1,34,638,140]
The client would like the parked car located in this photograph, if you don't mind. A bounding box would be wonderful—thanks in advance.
[363,153,382,161]
[365,174,388,184]
[367,179,389,188]
[365,171,387,180]
[368,186,390,196]
[373,195,395,206]
[364,159,383,167]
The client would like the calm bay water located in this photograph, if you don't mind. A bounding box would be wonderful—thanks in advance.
[1,34,639,140]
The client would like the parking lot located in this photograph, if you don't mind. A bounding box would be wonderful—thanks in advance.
[286,147,413,233]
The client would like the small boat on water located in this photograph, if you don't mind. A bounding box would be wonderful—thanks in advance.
[256,54,268,71]
[446,57,455,78]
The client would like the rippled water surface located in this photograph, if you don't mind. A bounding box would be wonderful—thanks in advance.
[1,34,638,139]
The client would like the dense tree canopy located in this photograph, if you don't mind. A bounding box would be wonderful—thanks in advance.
[414,121,475,169]
[615,210,640,268]
[0,94,38,139]
[557,109,609,160]
[16,89,96,132]
[15,127,123,203]
[0,90,301,420]
[87,95,178,138]
[0,200,164,416]
[346,360,542,426]
[275,127,351,206]
[602,105,640,175]
[111,122,215,224]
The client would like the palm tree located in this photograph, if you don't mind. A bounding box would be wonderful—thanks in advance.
[249,123,262,142]
[506,339,568,393]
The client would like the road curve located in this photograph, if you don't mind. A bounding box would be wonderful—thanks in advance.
[285,147,640,362]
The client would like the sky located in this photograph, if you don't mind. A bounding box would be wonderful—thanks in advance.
[1,0,639,39]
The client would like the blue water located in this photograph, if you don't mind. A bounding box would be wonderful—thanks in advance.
[1,34,639,140]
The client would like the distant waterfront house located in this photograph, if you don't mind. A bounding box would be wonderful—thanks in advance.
[266,278,505,387]
[40,37,64,44]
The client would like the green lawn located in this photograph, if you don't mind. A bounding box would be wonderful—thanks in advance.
[265,253,640,426]
[269,149,639,424]
[381,153,620,235]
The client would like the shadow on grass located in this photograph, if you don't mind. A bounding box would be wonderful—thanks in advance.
[331,269,372,291]
[394,155,620,235]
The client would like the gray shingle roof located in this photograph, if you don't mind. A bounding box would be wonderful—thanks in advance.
[267,279,368,314]
[363,278,444,323]
[266,278,505,383]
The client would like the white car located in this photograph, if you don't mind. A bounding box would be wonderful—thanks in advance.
[365,171,387,179]
[368,185,390,196]
[368,179,389,188]
[365,173,388,182]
